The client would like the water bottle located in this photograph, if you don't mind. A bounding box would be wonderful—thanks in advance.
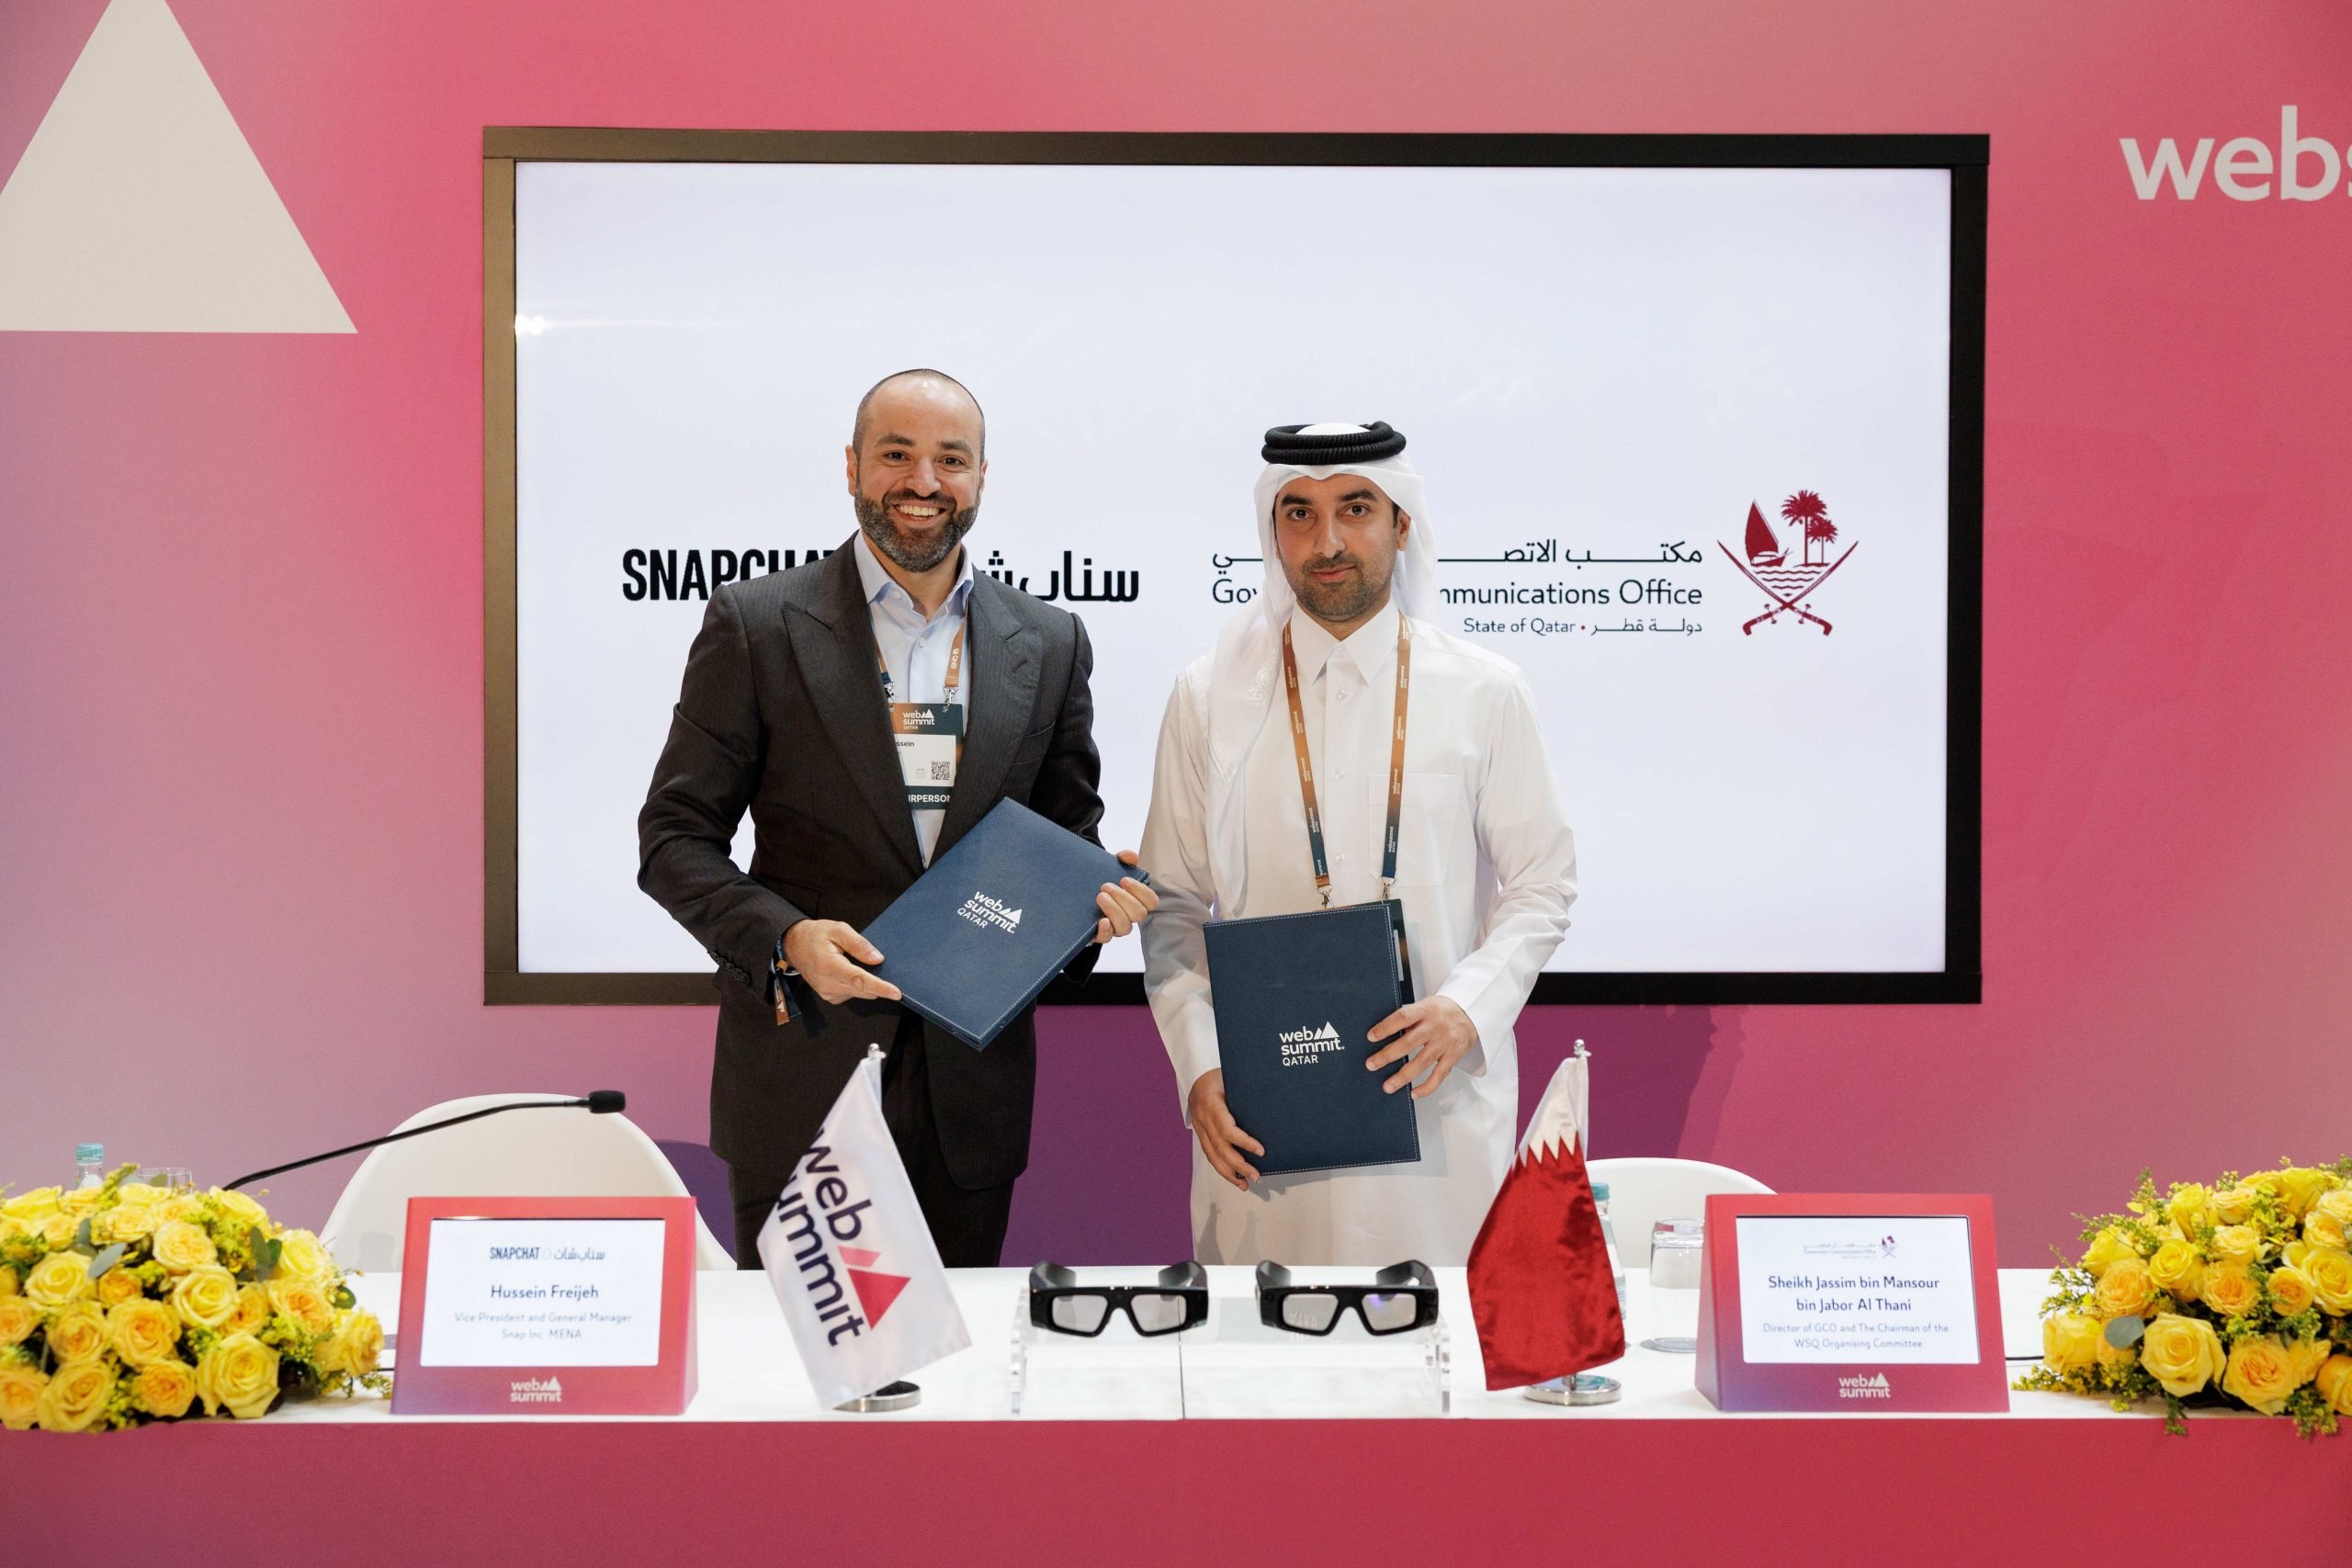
[1593,1180,1627,1319]
[75,1143,105,1189]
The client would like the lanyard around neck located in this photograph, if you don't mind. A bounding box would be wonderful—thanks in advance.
[1280,614,1411,908]
[876,621,965,704]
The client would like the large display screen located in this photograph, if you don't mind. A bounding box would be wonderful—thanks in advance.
[485,132,1984,1004]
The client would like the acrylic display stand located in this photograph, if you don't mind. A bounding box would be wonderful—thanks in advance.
[1009,1270,1451,1418]
[1176,1270,1451,1419]
[1008,1276,1190,1419]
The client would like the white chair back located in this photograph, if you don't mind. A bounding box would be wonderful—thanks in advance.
[318,1093,734,1273]
[1587,1156,1773,1268]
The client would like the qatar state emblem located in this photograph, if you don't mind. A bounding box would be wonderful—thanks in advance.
[1717,490,1859,635]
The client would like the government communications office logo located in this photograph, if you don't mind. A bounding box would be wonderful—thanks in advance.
[1718,491,1860,636]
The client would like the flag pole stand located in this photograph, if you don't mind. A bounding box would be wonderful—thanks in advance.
[1523,1373,1622,1407]
[835,1380,922,1413]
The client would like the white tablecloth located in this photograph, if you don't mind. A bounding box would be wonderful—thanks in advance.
[267,1265,2166,1424]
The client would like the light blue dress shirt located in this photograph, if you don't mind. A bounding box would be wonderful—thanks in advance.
[852,533,975,863]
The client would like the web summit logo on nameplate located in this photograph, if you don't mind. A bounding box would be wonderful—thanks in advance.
[956,891,1023,934]
[1838,1373,1893,1400]
[1277,1022,1347,1067]
[509,1375,563,1404]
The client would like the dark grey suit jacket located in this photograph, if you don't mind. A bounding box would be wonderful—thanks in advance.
[637,539,1104,1188]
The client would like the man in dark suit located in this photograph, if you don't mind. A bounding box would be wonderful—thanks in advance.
[638,368,1154,1269]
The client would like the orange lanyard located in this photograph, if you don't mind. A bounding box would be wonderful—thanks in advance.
[876,623,964,704]
[1279,616,1411,908]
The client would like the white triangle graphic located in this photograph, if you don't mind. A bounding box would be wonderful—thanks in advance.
[0,0,353,332]
[1005,908,1022,924]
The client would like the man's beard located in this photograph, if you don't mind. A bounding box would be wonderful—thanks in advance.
[1289,551,1395,625]
[855,491,979,574]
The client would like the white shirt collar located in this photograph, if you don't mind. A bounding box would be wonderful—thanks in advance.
[852,532,975,620]
[1285,598,1401,683]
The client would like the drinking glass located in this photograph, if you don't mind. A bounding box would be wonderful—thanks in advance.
[1640,1218,1704,1353]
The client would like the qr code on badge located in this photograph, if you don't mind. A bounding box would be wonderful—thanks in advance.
[929,760,952,782]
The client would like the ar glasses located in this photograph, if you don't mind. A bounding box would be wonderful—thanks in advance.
[1255,1260,1440,1336]
[1027,1262,1210,1337]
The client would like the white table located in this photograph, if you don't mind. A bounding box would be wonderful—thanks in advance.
[296,1264,2125,1423]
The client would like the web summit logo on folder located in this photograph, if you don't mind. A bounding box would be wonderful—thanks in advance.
[1278,1022,1347,1065]
[956,891,1023,933]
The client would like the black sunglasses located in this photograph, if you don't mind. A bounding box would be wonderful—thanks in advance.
[1028,1261,1210,1337]
[1256,1260,1440,1336]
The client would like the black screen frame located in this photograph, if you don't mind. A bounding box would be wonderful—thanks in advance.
[482,129,1985,1007]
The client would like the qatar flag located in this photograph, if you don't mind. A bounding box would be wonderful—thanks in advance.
[1466,1053,1625,1390]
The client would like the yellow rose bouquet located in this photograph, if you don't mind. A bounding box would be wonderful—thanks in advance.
[2018,1157,2352,1438]
[0,1167,388,1433]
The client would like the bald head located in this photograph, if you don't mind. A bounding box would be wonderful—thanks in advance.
[844,368,989,578]
[851,368,986,457]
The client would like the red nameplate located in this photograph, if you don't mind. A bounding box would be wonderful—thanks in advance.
[1693,1193,2007,1413]
[392,1195,699,1416]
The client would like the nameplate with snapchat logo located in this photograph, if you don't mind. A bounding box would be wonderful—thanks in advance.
[392,1195,698,1416]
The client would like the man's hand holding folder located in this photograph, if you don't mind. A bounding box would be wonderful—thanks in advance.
[1186,993,1476,1191]
[1187,1069,1266,1191]
[1364,997,1479,1099]
[1089,851,1158,944]
[786,849,1153,1008]
[783,919,904,1005]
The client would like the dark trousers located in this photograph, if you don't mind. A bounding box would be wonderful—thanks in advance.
[729,1010,1014,1269]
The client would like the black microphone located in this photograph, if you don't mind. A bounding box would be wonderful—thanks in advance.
[221,1092,629,1190]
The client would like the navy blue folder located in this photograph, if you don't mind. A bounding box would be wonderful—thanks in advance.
[1204,902,1421,1177]
[863,798,1134,1051]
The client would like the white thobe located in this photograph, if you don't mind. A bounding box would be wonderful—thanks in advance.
[1140,603,1577,1267]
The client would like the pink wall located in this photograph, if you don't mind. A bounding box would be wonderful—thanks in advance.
[4,0,2347,1263]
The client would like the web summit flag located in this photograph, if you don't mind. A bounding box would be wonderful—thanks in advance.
[758,1047,970,1408]
[1465,1052,1625,1390]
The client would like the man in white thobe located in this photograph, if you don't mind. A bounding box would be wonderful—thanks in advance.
[1141,421,1577,1266]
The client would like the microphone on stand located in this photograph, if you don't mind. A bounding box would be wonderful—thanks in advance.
[221,1092,628,1190]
